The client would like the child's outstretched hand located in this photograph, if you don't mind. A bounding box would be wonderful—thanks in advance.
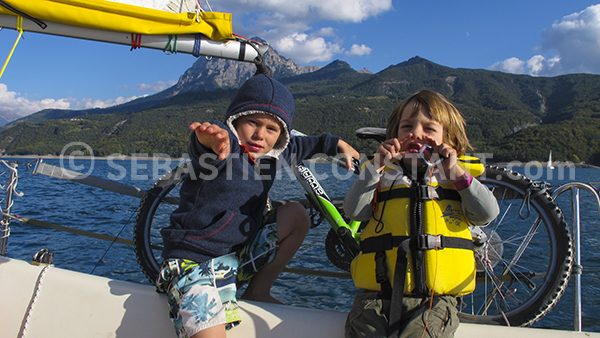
[189,122,231,160]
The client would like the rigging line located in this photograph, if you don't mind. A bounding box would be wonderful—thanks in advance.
[203,0,213,12]
[10,214,136,246]
[0,0,46,29]
[90,206,138,274]
[0,15,22,79]
[17,264,51,338]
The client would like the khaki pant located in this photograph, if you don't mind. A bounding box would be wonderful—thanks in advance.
[345,291,459,338]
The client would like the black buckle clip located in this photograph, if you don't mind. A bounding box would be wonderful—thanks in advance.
[416,234,443,250]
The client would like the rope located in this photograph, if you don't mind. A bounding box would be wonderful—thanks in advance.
[0,15,23,78]
[519,182,548,219]
[130,33,142,50]
[164,35,178,54]
[11,214,137,247]
[282,266,350,279]
[0,0,46,28]
[192,34,202,57]
[17,264,51,338]
[0,160,22,253]
[202,0,212,12]
[90,208,138,274]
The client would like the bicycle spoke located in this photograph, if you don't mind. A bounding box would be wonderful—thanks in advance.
[459,166,571,326]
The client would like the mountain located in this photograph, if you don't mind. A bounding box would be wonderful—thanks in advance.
[1,56,599,165]
[6,40,316,125]
[162,43,317,96]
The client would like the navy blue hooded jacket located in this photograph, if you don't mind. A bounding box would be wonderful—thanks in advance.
[161,74,340,263]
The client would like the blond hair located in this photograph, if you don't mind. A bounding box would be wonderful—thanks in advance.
[386,90,472,155]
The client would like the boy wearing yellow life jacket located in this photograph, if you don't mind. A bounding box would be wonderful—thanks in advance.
[344,90,499,338]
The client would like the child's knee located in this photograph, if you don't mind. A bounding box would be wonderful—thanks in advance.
[279,202,310,233]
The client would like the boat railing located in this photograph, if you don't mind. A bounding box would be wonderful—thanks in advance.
[552,182,600,332]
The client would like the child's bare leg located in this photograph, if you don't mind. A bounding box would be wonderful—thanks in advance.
[190,324,226,338]
[242,202,310,303]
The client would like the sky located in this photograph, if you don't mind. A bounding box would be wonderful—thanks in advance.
[1,0,599,119]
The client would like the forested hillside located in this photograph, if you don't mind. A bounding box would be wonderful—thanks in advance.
[1,57,598,165]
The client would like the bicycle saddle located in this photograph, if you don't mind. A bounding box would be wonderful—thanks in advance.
[355,127,386,142]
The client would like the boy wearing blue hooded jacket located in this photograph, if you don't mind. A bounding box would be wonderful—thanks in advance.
[159,74,359,338]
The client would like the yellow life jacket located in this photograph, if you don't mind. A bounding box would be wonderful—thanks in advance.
[350,156,485,297]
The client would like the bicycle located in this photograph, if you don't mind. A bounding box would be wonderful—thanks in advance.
[134,127,573,327]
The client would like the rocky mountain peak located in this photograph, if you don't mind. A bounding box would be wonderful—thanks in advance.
[164,39,318,96]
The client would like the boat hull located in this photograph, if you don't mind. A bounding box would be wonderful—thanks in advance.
[0,256,597,338]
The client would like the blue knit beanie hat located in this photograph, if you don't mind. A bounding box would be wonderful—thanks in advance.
[225,74,295,157]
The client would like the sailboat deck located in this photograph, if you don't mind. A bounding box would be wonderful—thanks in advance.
[1,256,597,338]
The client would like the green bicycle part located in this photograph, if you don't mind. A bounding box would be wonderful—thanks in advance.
[316,196,361,240]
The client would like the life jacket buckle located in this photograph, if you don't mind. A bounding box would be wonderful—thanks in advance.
[417,234,443,250]
[419,185,439,200]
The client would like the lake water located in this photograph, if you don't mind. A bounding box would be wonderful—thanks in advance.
[2,158,599,332]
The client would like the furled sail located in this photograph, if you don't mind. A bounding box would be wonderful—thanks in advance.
[0,0,267,72]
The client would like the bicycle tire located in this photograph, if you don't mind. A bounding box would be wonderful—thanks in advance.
[325,228,353,272]
[134,170,184,284]
[458,165,573,326]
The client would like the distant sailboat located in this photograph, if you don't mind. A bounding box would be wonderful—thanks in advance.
[547,151,555,169]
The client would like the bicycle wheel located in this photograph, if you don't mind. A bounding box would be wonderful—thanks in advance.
[134,167,185,283]
[458,165,573,326]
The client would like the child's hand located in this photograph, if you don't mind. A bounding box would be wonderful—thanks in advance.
[371,136,410,171]
[371,135,412,171]
[427,141,465,181]
[337,139,360,171]
[189,122,231,160]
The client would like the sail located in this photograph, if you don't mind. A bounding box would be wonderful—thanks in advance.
[0,0,231,38]
[0,0,266,62]
[547,151,555,169]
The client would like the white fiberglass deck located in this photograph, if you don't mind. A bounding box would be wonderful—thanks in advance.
[1,256,597,338]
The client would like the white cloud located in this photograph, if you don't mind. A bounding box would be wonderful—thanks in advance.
[274,33,342,63]
[218,0,393,64]
[490,4,600,76]
[78,96,142,109]
[347,44,372,56]
[317,27,336,37]
[526,55,545,76]
[541,4,600,74]
[490,55,562,76]
[0,83,71,118]
[137,80,176,93]
[0,83,144,120]
[490,57,525,74]
[221,0,392,23]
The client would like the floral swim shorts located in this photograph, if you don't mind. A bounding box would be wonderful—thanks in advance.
[161,224,279,337]
[162,253,240,337]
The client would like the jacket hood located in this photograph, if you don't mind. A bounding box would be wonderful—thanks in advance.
[225,74,294,158]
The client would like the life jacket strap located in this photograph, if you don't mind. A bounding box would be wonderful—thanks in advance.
[376,186,461,203]
[388,245,408,338]
[375,251,392,298]
[360,233,473,253]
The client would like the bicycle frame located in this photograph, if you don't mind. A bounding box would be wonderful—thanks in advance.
[292,162,361,256]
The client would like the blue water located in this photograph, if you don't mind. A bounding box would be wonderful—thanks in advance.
[3,158,599,332]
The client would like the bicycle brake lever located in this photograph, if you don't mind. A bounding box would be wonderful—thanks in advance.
[331,156,360,175]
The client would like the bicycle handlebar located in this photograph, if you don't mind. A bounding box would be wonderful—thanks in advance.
[330,156,361,175]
